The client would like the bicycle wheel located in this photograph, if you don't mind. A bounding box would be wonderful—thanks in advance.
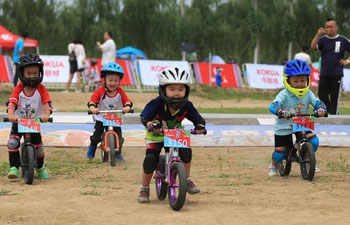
[100,147,109,163]
[22,145,35,185]
[167,162,187,211]
[107,134,116,167]
[299,142,316,181]
[277,159,291,177]
[155,155,167,200]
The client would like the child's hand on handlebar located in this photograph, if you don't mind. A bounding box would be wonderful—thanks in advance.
[195,124,206,134]
[122,106,131,114]
[8,114,16,123]
[317,108,326,117]
[90,107,99,114]
[279,110,291,119]
[41,114,50,123]
[147,122,162,133]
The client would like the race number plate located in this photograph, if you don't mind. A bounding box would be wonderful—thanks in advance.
[292,116,314,132]
[102,112,123,127]
[18,119,40,133]
[164,129,191,148]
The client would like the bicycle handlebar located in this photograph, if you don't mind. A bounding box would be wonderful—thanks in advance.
[278,112,328,119]
[3,117,53,123]
[147,126,207,135]
[88,109,134,115]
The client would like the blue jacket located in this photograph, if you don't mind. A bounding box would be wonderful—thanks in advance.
[269,89,326,135]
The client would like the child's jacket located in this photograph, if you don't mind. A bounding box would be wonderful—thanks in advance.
[140,96,205,143]
[269,89,325,135]
[8,83,52,118]
[89,86,130,122]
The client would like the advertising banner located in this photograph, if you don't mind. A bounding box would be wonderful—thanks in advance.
[246,63,284,89]
[342,69,350,92]
[193,62,242,87]
[138,59,191,86]
[0,55,13,82]
[39,56,135,85]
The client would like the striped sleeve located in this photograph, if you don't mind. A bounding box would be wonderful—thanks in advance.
[117,87,131,105]
[8,83,24,106]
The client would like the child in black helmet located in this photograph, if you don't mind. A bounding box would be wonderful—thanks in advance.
[6,53,53,179]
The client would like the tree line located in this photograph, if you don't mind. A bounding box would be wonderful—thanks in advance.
[1,0,349,64]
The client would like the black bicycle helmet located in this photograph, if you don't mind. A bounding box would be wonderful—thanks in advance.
[18,53,44,88]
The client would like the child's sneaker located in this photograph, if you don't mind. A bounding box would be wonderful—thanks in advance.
[116,154,125,162]
[138,187,150,203]
[268,163,278,176]
[187,178,200,195]
[7,167,19,179]
[36,166,49,179]
[87,145,96,159]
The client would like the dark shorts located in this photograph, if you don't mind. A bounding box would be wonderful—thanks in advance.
[69,60,78,74]
[275,132,312,147]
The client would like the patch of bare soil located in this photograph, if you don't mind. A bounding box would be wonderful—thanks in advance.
[1,146,349,225]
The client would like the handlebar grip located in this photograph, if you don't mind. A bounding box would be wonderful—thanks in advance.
[129,109,134,113]
[191,129,207,135]
[48,117,53,123]
[3,118,9,122]
[88,110,93,115]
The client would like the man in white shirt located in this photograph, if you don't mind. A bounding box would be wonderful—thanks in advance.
[96,31,116,65]
[294,46,313,69]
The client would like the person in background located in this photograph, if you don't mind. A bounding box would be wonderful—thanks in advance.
[96,31,116,66]
[12,32,28,87]
[294,46,313,69]
[310,18,350,115]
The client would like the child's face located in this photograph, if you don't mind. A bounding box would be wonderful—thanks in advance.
[24,66,40,79]
[105,74,121,91]
[288,75,307,89]
[165,84,186,99]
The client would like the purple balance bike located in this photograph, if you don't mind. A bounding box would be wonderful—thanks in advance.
[149,127,206,211]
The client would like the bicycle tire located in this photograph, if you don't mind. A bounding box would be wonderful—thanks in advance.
[155,155,167,200]
[168,162,187,211]
[108,134,116,167]
[22,145,35,185]
[100,148,109,163]
[277,159,291,177]
[299,142,316,181]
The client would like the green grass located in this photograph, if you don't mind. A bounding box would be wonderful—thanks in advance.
[46,157,101,176]
[191,84,278,100]
[80,188,101,196]
[0,189,12,196]
[0,162,10,176]
[327,154,350,173]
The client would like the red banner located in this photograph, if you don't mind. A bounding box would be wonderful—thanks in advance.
[0,55,13,82]
[193,62,241,87]
[310,68,320,88]
[89,58,136,86]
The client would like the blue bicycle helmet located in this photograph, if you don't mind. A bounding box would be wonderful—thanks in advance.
[283,59,311,98]
[100,62,124,79]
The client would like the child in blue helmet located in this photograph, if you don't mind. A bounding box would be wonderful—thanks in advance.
[86,62,133,161]
[268,59,327,176]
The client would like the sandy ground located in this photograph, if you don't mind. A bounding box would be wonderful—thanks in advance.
[1,146,350,225]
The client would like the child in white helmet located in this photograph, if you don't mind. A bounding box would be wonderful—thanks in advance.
[138,67,206,203]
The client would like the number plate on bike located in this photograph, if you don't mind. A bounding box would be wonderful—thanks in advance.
[102,113,123,127]
[17,119,40,133]
[164,129,191,148]
[292,116,314,132]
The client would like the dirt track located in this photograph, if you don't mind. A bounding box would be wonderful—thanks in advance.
[1,146,350,225]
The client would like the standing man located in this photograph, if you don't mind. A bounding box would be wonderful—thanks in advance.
[311,18,350,115]
[12,32,28,87]
[96,31,116,65]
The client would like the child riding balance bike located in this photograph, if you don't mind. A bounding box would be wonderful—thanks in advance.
[87,62,133,163]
